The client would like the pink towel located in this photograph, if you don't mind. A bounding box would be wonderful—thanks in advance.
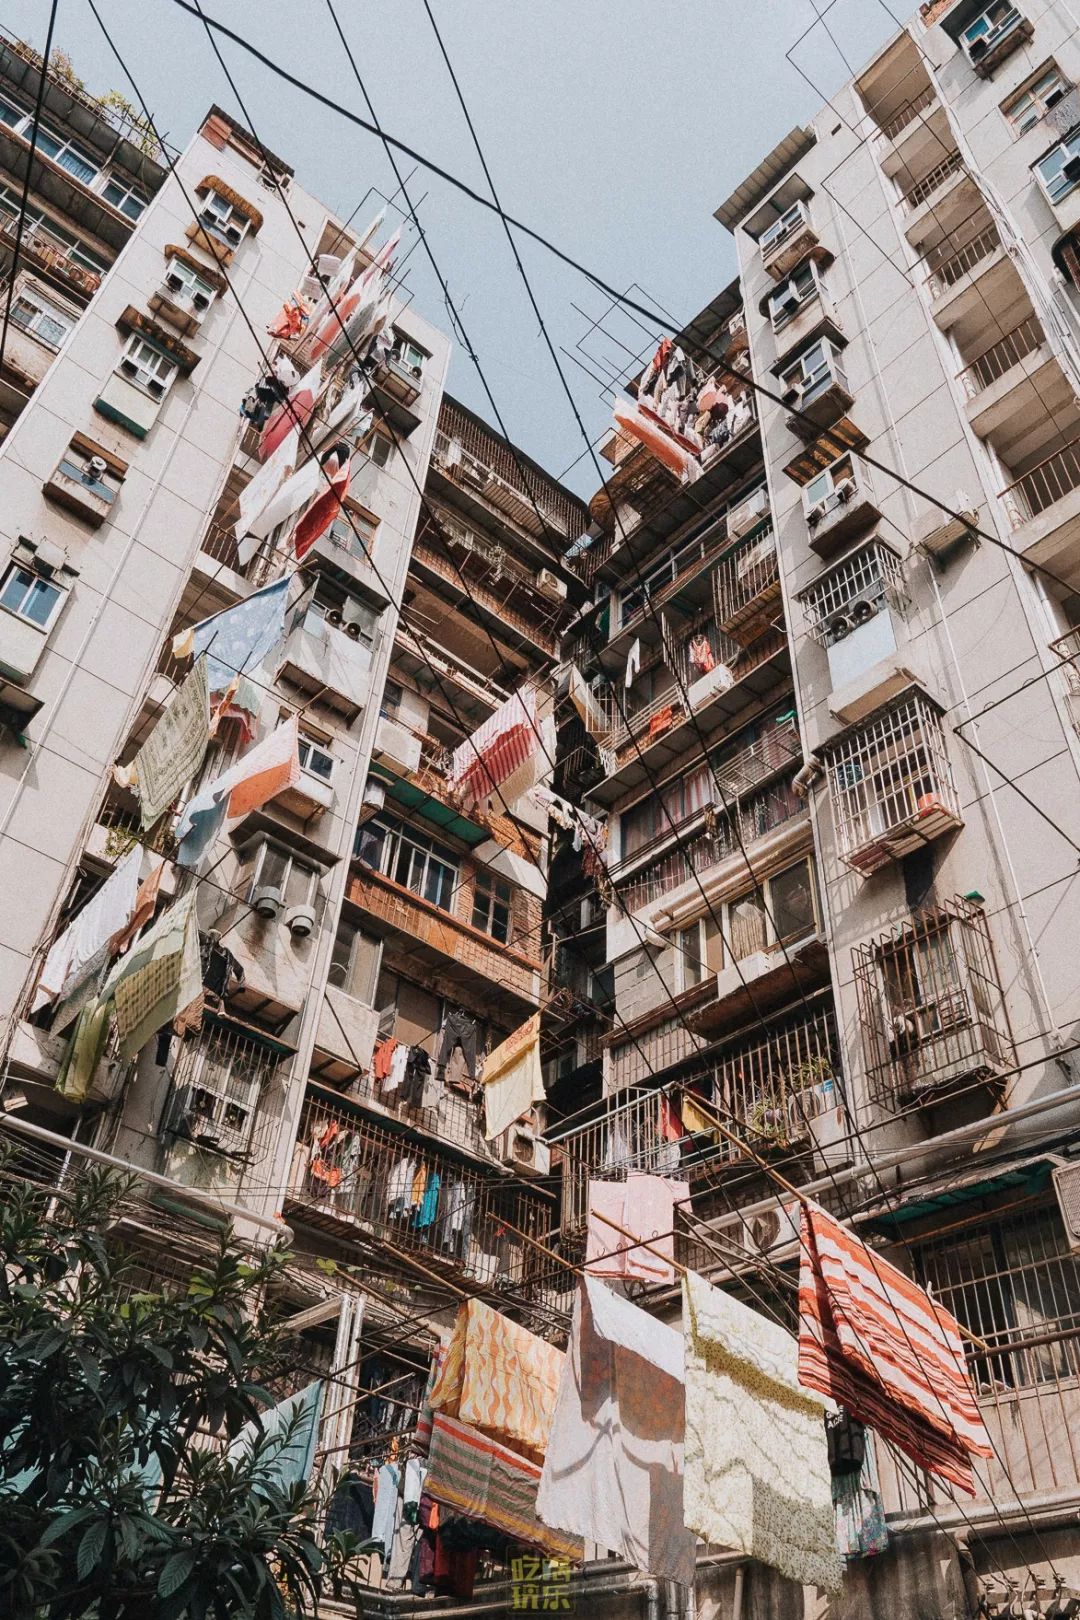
[585,1172,688,1284]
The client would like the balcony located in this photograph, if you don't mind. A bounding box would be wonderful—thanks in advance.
[900,151,972,244]
[956,315,1051,438]
[781,343,854,442]
[286,1091,555,1299]
[874,87,949,180]
[825,690,962,874]
[433,401,589,546]
[760,201,828,282]
[1050,628,1080,733]
[713,525,781,645]
[924,224,1007,327]
[0,210,102,300]
[853,897,1013,1110]
[803,457,880,558]
[960,5,1033,76]
[275,617,372,723]
[347,865,542,1022]
[1000,436,1080,547]
[368,353,424,432]
[590,621,789,807]
[412,512,564,657]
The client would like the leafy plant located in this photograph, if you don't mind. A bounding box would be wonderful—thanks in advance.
[0,1156,348,1618]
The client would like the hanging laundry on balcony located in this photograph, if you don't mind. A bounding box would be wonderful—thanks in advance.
[173,574,291,736]
[682,1268,842,1592]
[625,637,642,690]
[308,226,401,365]
[567,664,611,741]
[291,441,351,561]
[239,354,297,429]
[55,996,113,1104]
[585,1170,688,1284]
[104,887,202,1060]
[797,1203,993,1493]
[235,426,301,564]
[228,1381,324,1494]
[688,635,717,676]
[433,1007,478,1083]
[114,656,210,830]
[174,716,301,867]
[449,686,538,810]
[429,1297,563,1459]
[312,375,370,452]
[33,844,143,1016]
[613,397,701,484]
[259,358,322,461]
[266,292,311,341]
[828,1412,889,1560]
[537,1277,695,1586]
[648,705,676,738]
[482,1013,543,1141]
[426,1413,582,1562]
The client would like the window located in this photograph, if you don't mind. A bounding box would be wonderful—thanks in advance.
[246,842,319,908]
[0,184,109,275]
[361,426,394,468]
[0,564,65,629]
[298,733,335,783]
[9,284,75,349]
[472,871,512,943]
[390,333,427,376]
[770,859,818,942]
[760,199,809,254]
[327,504,378,560]
[356,815,459,912]
[1003,64,1071,134]
[380,679,404,719]
[161,256,215,308]
[961,1,1022,62]
[117,334,177,399]
[780,337,846,406]
[768,261,821,331]
[621,761,715,859]
[100,174,148,220]
[198,189,249,249]
[675,915,723,990]
[329,919,381,1001]
[803,453,858,522]
[1036,129,1080,203]
[32,127,99,185]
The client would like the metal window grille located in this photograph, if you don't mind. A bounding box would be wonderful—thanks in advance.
[710,1000,842,1167]
[825,692,961,872]
[713,525,781,636]
[163,1022,283,1165]
[902,149,964,212]
[553,1089,677,1238]
[799,539,908,646]
[852,896,1013,1107]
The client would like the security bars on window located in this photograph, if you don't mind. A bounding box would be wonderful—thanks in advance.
[799,539,908,647]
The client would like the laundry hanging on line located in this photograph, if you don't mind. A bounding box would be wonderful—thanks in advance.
[428,1296,563,1461]
[114,656,211,830]
[585,1170,687,1285]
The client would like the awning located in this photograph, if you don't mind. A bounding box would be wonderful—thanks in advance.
[864,1157,1052,1231]
[371,763,489,847]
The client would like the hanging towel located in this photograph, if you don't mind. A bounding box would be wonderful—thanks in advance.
[429,1297,563,1460]
[55,994,113,1104]
[797,1203,992,1494]
[426,1413,581,1562]
[127,657,211,829]
[236,426,301,562]
[33,844,143,1014]
[175,717,301,866]
[105,888,202,1060]
[682,1269,842,1593]
[292,441,351,561]
[613,396,701,483]
[173,576,291,701]
[537,1277,695,1585]
[567,664,610,741]
[585,1171,688,1284]
[372,1460,402,1558]
[482,1013,543,1141]
[625,638,642,690]
[449,686,538,809]
[228,1381,324,1495]
[259,358,322,461]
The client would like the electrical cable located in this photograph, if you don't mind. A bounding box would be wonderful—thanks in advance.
[0,0,60,373]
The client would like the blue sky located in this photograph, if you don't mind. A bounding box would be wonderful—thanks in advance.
[8,0,900,493]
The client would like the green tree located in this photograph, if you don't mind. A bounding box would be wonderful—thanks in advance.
[0,1158,339,1619]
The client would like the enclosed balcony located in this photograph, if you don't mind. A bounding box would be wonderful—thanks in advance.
[286,1091,555,1299]
[948,1,1033,76]
[824,690,963,874]
[713,524,781,645]
[853,896,1013,1109]
[780,337,854,441]
[801,453,880,558]
[275,607,374,724]
[800,539,916,719]
[760,199,829,282]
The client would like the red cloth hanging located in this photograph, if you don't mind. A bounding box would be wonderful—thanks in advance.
[292,444,351,561]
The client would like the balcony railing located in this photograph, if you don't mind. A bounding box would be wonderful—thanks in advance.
[619,772,805,913]
[411,531,561,657]
[878,1207,1080,1517]
[554,1090,683,1239]
[435,399,588,542]
[288,1094,559,1300]
[852,896,1013,1107]
[0,211,102,297]
[1000,437,1080,528]
[878,86,937,142]
[956,315,1044,399]
[713,526,780,638]
[901,149,964,213]
[925,225,1000,297]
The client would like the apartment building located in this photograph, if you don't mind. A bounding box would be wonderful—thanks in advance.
[0,28,166,434]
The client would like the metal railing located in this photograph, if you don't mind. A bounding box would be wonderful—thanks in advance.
[956,315,1044,398]
[925,225,1000,297]
[713,525,780,634]
[901,149,964,213]
[878,85,937,142]
[1000,436,1080,527]
[0,210,102,295]
[436,399,588,542]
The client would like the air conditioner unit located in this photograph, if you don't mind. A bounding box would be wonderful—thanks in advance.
[968,34,989,58]
[849,594,880,626]
[147,379,165,399]
[806,502,825,527]
[358,777,386,822]
[165,271,184,292]
[834,479,856,503]
[1064,155,1080,184]
[285,903,316,938]
[536,568,567,602]
[780,292,801,314]
[192,291,211,312]
[252,884,284,919]
[782,385,802,406]
[827,610,854,640]
[1053,1162,1080,1249]
[727,487,770,538]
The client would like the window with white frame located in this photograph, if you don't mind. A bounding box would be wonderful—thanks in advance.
[9,282,76,349]
[297,731,335,784]
[328,917,382,1001]
[0,183,109,275]
[161,255,216,309]
[760,199,809,255]
[802,453,860,525]
[768,261,821,332]
[100,173,148,220]
[117,333,177,399]
[33,126,100,185]
[245,841,319,909]
[198,189,250,250]
[390,332,428,377]
[355,814,458,911]
[780,337,846,406]
[1035,129,1080,203]
[675,915,723,990]
[1003,64,1071,135]
[361,425,394,468]
[961,2,1023,64]
[0,562,66,630]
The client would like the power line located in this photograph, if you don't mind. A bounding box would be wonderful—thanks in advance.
[0,0,60,372]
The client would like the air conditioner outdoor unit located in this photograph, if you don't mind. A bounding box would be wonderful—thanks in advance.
[849,594,880,625]
[727,488,770,538]
[1053,1161,1080,1250]
[782,385,802,406]
[781,292,801,314]
[834,479,856,503]
[806,502,825,527]
[252,884,284,919]
[536,568,567,602]
[827,610,854,640]
[165,271,184,292]
[285,903,317,938]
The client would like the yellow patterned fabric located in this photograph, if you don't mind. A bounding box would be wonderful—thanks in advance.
[428,1298,563,1461]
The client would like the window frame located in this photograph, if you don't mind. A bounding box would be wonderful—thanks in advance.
[780,336,846,404]
[99,172,149,220]
[471,869,513,944]
[328,918,382,1001]
[117,332,178,400]
[358,814,460,913]
[161,254,216,308]
[181,1039,266,1158]
[961,1,1022,60]
[0,562,67,631]
[390,331,428,376]
[246,840,319,909]
[297,732,336,784]
[760,199,809,254]
[802,452,856,516]
[768,260,822,332]
[198,189,250,250]
[32,124,100,186]
[1002,64,1071,136]
[8,281,76,349]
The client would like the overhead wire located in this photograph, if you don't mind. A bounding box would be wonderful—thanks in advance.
[0,0,60,373]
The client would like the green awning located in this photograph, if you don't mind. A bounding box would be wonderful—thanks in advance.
[371,764,489,847]
[867,1159,1051,1231]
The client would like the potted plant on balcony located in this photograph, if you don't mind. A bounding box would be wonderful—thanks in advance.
[787,1054,853,1170]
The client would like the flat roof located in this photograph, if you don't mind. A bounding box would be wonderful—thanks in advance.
[714,126,817,232]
